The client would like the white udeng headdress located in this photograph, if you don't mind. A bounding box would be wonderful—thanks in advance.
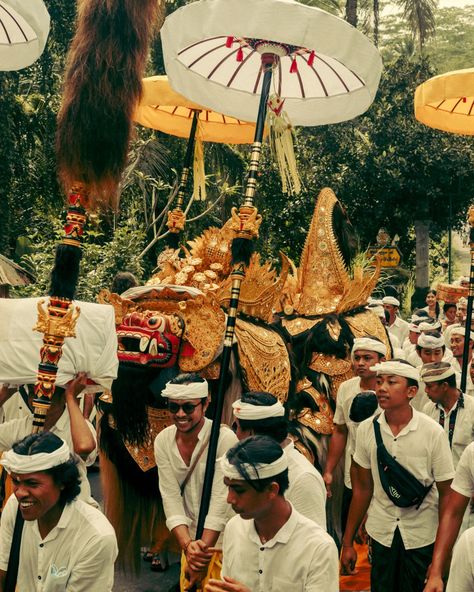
[232,399,285,420]
[382,296,400,307]
[161,380,209,400]
[372,360,419,383]
[420,362,456,384]
[351,337,387,357]
[221,453,288,481]
[450,326,474,341]
[417,333,444,350]
[0,440,71,474]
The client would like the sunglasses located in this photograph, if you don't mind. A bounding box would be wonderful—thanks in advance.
[167,401,202,415]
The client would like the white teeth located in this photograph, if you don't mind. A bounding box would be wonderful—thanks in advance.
[139,337,149,352]
[20,502,33,508]
[149,338,158,356]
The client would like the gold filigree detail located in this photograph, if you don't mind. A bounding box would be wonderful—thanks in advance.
[297,406,334,435]
[309,352,353,377]
[281,316,322,336]
[34,299,80,338]
[167,208,186,234]
[291,187,381,316]
[217,253,289,322]
[97,289,136,325]
[123,407,172,472]
[344,310,392,359]
[235,318,290,403]
[229,205,262,239]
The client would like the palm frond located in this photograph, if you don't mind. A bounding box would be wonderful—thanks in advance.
[397,0,436,50]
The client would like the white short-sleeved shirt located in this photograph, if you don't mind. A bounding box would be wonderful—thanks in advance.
[422,393,474,468]
[0,391,32,423]
[0,495,117,592]
[334,377,374,489]
[451,441,474,498]
[0,409,97,506]
[446,526,474,592]
[221,505,339,592]
[388,317,410,348]
[154,418,237,541]
[284,441,327,530]
[354,410,454,549]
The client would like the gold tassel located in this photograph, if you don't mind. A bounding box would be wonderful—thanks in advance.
[266,95,301,195]
[193,136,207,201]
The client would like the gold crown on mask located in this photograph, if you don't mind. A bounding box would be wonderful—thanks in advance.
[290,187,381,316]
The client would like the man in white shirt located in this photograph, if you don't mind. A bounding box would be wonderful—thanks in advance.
[154,373,237,591]
[0,432,117,592]
[410,333,451,411]
[451,327,474,392]
[445,526,474,591]
[205,435,339,592]
[231,391,326,529]
[383,296,410,346]
[0,374,97,506]
[341,360,454,592]
[323,336,386,530]
[424,442,474,592]
[421,362,474,468]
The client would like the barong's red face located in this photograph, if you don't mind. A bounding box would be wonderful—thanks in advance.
[117,311,193,367]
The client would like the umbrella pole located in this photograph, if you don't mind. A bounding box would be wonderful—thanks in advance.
[460,207,474,392]
[191,55,274,560]
[166,110,200,247]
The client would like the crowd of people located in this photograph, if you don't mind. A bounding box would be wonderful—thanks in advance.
[0,285,474,591]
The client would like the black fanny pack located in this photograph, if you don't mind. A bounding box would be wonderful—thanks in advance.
[373,417,433,509]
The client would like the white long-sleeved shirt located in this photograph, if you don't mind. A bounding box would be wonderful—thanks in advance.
[221,504,339,592]
[284,440,327,529]
[154,418,237,541]
[0,495,117,592]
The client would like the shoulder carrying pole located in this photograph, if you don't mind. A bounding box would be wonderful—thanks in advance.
[193,56,274,552]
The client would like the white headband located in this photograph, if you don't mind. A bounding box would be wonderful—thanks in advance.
[451,327,474,341]
[382,296,400,307]
[409,323,421,334]
[418,333,445,350]
[351,338,387,357]
[420,363,456,383]
[0,441,71,475]
[232,399,285,420]
[161,380,208,400]
[372,361,419,382]
[419,321,442,332]
[221,454,288,481]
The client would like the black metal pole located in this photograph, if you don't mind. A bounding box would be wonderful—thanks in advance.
[193,58,274,548]
[448,194,452,284]
[460,224,474,392]
[176,110,200,211]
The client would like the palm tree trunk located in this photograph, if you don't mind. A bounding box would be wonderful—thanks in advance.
[373,0,380,46]
[345,0,358,27]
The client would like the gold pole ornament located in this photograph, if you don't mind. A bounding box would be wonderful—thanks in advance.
[31,185,87,432]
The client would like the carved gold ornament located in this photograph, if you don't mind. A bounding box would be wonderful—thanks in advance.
[34,299,80,339]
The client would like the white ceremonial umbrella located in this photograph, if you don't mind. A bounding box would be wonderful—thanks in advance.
[161,1,382,556]
[0,0,50,71]
[161,0,382,126]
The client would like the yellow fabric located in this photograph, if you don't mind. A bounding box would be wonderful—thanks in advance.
[179,550,222,592]
[134,75,256,144]
[414,68,474,136]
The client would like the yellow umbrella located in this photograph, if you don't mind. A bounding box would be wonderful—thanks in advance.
[414,68,474,136]
[134,76,256,249]
[134,75,256,144]
[414,67,474,395]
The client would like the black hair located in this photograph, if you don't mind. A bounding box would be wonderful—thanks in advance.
[412,308,430,319]
[169,373,205,385]
[349,391,378,423]
[12,433,81,505]
[237,392,288,443]
[426,290,440,319]
[443,302,456,314]
[444,374,457,388]
[111,271,138,294]
[226,435,289,495]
